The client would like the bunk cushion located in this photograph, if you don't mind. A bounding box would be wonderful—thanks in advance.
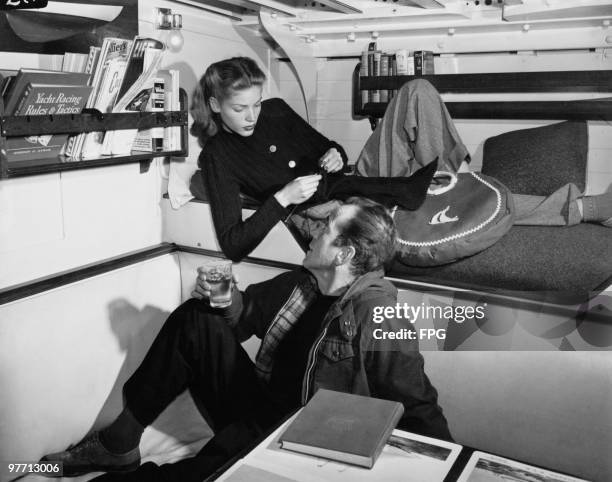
[481,120,588,195]
[389,224,612,303]
[390,120,606,303]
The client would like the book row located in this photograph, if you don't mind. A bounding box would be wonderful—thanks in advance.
[360,42,435,104]
[0,35,181,163]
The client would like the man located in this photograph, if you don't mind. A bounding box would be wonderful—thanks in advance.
[43,196,451,481]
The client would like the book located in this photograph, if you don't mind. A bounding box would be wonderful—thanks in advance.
[69,37,131,159]
[62,52,89,73]
[279,389,404,468]
[414,50,435,76]
[5,83,92,162]
[168,69,181,151]
[63,46,101,157]
[3,69,90,115]
[367,41,377,102]
[360,49,369,107]
[380,53,389,103]
[78,57,127,159]
[457,451,590,482]
[371,50,381,103]
[235,412,462,482]
[146,68,180,152]
[84,46,102,76]
[131,75,165,152]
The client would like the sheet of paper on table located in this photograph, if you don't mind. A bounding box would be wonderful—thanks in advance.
[457,451,590,482]
[216,412,463,482]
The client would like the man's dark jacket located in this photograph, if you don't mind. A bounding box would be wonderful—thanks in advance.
[227,268,452,441]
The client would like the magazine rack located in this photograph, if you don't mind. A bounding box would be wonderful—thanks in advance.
[0,88,189,178]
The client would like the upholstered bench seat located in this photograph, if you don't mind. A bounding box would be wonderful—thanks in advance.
[389,223,612,304]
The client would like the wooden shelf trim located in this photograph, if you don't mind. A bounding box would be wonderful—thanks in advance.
[358,70,612,93]
[352,65,612,121]
[1,110,188,137]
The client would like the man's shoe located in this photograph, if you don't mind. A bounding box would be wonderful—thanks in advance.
[41,431,140,476]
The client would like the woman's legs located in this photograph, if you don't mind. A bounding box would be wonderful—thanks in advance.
[513,183,583,226]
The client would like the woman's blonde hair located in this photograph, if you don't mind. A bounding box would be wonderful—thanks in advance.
[190,57,266,148]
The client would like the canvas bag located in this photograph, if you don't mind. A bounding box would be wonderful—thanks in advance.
[394,171,515,267]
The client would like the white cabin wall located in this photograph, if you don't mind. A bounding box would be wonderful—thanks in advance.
[0,254,184,471]
[279,50,612,195]
[0,1,282,291]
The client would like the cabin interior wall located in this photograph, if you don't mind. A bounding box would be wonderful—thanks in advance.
[0,0,282,291]
[0,254,190,472]
[423,351,612,482]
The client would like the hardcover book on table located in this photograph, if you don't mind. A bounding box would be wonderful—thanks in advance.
[279,389,404,468]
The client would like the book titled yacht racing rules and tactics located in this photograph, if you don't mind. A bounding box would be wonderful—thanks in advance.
[216,389,462,482]
[2,69,91,162]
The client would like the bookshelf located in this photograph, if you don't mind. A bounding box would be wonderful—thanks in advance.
[352,64,612,129]
[0,89,188,178]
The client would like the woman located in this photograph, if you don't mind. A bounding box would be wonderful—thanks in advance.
[191,56,612,262]
[190,57,439,261]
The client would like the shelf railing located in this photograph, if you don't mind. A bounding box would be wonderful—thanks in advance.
[352,65,612,126]
[0,88,189,178]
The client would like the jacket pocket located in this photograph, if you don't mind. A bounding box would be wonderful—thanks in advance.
[319,338,355,362]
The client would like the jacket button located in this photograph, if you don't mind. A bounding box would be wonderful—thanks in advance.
[269,145,276,152]
[288,160,296,168]
[333,350,340,357]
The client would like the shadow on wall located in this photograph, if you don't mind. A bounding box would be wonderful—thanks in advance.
[88,299,212,464]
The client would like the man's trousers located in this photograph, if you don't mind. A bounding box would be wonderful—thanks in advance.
[94,299,292,482]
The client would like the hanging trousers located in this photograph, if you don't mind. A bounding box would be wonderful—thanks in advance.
[93,299,292,482]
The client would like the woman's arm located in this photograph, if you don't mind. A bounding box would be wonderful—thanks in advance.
[202,152,289,261]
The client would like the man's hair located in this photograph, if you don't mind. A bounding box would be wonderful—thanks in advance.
[332,197,397,276]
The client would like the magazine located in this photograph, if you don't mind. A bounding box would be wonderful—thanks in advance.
[70,37,131,159]
[457,451,590,482]
[101,37,165,156]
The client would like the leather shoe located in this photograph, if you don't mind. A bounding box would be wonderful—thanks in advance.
[41,431,140,476]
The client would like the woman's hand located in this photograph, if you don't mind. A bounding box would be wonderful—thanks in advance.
[319,148,344,173]
[274,174,322,207]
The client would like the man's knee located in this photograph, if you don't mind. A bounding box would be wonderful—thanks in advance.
[164,298,231,337]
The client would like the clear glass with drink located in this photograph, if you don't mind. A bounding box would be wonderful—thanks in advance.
[202,260,233,308]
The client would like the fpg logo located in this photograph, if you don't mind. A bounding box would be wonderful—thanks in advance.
[1,0,48,10]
